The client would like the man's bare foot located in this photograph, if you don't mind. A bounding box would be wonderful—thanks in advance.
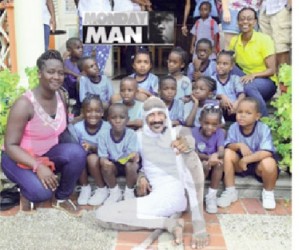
[173,218,184,245]
[191,231,210,249]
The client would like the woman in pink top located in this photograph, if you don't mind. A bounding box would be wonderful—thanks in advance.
[1,50,86,215]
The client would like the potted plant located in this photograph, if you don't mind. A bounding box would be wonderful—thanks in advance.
[262,64,292,173]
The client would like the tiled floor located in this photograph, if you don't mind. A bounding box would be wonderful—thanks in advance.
[0,197,292,249]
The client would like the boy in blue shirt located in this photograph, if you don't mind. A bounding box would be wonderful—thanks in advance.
[217,97,279,210]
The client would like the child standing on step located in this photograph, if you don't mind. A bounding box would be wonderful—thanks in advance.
[192,105,225,213]
[97,103,139,204]
[217,97,279,210]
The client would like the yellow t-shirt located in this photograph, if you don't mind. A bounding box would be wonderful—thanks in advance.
[229,31,277,83]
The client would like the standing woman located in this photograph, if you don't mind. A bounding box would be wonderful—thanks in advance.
[1,50,86,215]
[229,7,277,117]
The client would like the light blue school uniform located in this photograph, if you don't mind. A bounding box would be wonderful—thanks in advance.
[212,73,244,102]
[118,100,144,121]
[175,75,192,100]
[187,59,217,82]
[130,73,159,95]
[225,121,276,154]
[97,128,138,161]
[168,99,184,125]
[79,75,114,105]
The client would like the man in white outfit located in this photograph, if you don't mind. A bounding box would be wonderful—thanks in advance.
[96,96,209,249]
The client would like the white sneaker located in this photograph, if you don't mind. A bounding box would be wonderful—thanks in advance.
[205,193,217,213]
[88,187,109,206]
[104,186,123,205]
[262,190,276,210]
[77,185,91,205]
[124,188,135,200]
[217,189,238,208]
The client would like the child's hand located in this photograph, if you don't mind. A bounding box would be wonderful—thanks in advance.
[238,158,248,171]
[130,152,140,163]
[239,143,252,156]
[190,94,199,106]
[193,71,201,81]
[81,141,90,152]
[220,96,233,111]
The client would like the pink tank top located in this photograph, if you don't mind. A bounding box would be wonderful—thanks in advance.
[20,90,67,156]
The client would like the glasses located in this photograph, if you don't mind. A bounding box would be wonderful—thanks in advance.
[238,16,255,22]
[203,104,220,110]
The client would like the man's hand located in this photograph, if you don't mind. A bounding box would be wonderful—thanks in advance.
[171,136,192,154]
[136,177,151,196]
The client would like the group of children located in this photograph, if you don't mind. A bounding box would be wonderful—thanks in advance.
[61,34,279,212]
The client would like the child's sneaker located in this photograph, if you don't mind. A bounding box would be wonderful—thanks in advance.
[217,189,238,208]
[262,189,276,210]
[104,186,122,205]
[88,187,109,206]
[205,193,217,213]
[77,185,91,205]
[124,187,135,200]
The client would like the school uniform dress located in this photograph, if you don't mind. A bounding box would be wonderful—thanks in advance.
[168,99,185,125]
[187,59,217,82]
[175,75,192,100]
[130,73,159,96]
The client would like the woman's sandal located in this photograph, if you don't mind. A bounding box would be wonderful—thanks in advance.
[52,199,83,217]
[191,231,210,249]
[20,194,35,214]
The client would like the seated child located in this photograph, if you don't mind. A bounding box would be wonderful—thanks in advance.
[159,75,184,126]
[212,50,245,121]
[78,56,114,111]
[98,103,139,204]
[184,76,220,127]
[115,76,144,130]
[187,38,217,83]
[167,47,192,102]
[192,105,225,214]
[217,97,279,210]
[63,37,83,116]
[68,95,111,206]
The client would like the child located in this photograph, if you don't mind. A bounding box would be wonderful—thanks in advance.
[167,47,192,102]
[190,1,220,57]
[212,50,245,121]
[159,75,184,126]
[192,105,225,214]
[184,76,219,127]
[217,97,279,210]
[78,56,114,111]
[69,95,111,205]
[187,38,217,83]
[63,37,83,116]
[118,76,144,130]
[130,48,159,101]
[98,103,139,204]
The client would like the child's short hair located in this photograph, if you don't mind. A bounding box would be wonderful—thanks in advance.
[36,50,63,70]
[120,76,137,86]
[169,47,189,69]
[77,56,93,72]
[66,37,81,49]
[132,47,152,64]
[82,93,103,110]
[194,76,216,92]
[237,7,258,21]
[217,50,235,64]
[108,103,129,117]
[195,38,213,51]
[200,104,223,123]
[199,1,212,11]
[238,97,261,113]
[159,75,177,89]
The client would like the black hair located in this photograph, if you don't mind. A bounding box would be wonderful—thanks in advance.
[194,76,216,92]
[238,97,261,113]
[66,37,82,49]
[200,104,223,124]
[169,46,188,68]
[36,50,63,70]
[199,1,212,11]
[120,76,137,88]
[159,75,177,89]
[195,38,213,51]
[77,56,93,72]
[237,7,258,21]
[108,103,129,117]
[132,47,153,65]
[216,50,235,64]
[81,93,103,110]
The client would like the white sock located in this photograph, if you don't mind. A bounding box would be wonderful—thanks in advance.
[208,188,217,197]
[125,186,134,193]
[81,184,90,190]
[263,188,274,194]
[97,186,107,191]
[226,186,236,193]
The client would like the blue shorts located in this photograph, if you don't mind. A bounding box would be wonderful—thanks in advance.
[112,160,126,177]
[235,151,280,183]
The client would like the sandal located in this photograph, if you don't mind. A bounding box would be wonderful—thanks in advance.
[19,194,35,214]
[52,199,83,217]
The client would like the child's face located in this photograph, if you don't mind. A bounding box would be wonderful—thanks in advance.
[69,41,83,59]
[83,58,99,77]
[167,52,185,75]
[216,54,233,76]
[159,79,177,102]
[132,53,151,76]
[200,113,220,137]
[236,101,261,127]
[108,106,129,133]
[199,4,210,19]
[83,99,103,126]
[192,80,211,101]
[196,43,212,62]
[120,80,137,104]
